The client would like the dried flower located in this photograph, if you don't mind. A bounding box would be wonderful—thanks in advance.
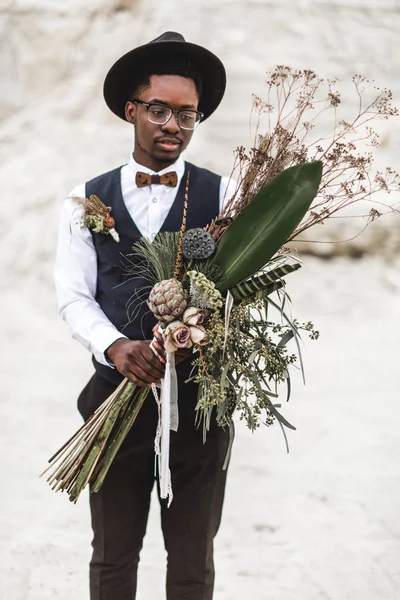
[164,321,193,353]
[188,324,207,346]
[208,66,400,244]
[187,271,223,309]
[73,194,120,242]
[182,306,207,326]
[163,313,207,353]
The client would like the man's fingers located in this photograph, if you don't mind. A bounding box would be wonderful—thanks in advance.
[121,365,147,386]
[152,329,164,346]
[150,340,166,361]
[151,331,166,359]
[110,339,166,384]
[124,363,158,387]
[138,347,165,378]
[125,371,148,387]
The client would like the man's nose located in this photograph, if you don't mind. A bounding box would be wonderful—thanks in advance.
[161,112,180,133]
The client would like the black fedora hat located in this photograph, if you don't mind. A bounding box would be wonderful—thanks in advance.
[103,31,226,123]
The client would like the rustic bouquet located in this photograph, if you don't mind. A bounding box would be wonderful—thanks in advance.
[42,67,399,503]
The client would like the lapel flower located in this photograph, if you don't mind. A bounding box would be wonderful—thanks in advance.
[73,194,120,242]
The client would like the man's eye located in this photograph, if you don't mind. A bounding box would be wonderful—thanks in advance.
[180,112,195,121]
[150,107,167,116]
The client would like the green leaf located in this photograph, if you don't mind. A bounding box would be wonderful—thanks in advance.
[230,262,301,302]
[220,362,230,394]
[223,290,234,354]
[222,422,235,470]
[213,162,322,291]
[266,295,306,384]
[268,404,296,430]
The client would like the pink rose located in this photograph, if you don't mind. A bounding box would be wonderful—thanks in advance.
[183,307,207,326]
[163,318,208,353]
[163,321,193,353]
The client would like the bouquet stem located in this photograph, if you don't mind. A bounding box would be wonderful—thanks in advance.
[41,377,149,502]
[70,381,136,500]
[91,386,150,493]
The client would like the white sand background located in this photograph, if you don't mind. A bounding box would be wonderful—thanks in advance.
[1,257,399,600]
[2,1,400,598]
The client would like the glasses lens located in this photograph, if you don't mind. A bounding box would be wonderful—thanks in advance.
[147,104,171,124]
[178,110,200,130]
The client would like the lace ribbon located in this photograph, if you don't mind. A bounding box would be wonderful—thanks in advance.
[151,351,179,507]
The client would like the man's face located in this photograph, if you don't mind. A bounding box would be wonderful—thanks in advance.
[126,74,199,171]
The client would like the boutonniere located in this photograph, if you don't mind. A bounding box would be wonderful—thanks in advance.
[73,194,120,242]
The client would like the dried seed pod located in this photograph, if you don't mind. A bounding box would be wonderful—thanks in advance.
[103,215,116,228]
[148,279,188,322]
[182,228,216,260]
[214,217,233,226]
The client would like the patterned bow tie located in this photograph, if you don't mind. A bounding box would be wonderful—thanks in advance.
[135,171,178,188]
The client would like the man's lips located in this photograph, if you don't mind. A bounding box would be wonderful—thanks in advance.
[155,137,182,150]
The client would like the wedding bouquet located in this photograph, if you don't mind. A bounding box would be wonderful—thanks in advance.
[42,67,399,503]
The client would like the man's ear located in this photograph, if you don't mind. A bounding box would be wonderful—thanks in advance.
[125,101,136,123]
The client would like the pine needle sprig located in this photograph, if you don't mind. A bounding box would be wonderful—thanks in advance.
[123,232,180,286]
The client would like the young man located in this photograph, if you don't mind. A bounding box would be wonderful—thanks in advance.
[55,32,236,600]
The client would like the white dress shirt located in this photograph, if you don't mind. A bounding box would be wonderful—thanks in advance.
[55,154,236,366]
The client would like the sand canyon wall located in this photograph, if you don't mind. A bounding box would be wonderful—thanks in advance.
[1,0,399,307]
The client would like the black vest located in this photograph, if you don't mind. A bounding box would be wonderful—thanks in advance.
[85,161,221,384]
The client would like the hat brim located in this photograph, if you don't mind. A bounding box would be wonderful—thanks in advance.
[103,39,226,122]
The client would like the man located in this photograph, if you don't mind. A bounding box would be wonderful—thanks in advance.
[55,32,236,600]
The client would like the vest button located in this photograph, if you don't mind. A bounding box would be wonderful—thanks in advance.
[152,197,158,203]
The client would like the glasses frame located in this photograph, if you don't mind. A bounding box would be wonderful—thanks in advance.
[132,99,204,130]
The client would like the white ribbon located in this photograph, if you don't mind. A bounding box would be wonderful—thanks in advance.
[152,351,179,507]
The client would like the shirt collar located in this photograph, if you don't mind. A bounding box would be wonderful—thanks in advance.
[128,153,185,186]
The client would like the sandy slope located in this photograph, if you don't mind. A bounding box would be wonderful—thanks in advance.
[2,3,400,597]
[1,257,399,599]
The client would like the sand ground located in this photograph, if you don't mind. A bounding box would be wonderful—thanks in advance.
[1,257,399,600]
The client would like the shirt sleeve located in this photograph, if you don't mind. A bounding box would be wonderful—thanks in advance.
[54,184,127,366]
[219,175,238,211]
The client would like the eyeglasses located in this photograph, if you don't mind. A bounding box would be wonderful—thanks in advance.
[132,99,204,130]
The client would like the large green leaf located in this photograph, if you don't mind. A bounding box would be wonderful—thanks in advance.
[213,162,322,291]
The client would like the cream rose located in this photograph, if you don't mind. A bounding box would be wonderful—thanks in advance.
[163,316,207,353]
[163,321,193,353]
[182,307,207,327]
[189,324,207,346]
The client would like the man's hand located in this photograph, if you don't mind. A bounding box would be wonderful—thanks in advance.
[106,338,165,386]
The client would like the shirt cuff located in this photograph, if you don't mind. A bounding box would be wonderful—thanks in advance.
[91,328,128,367]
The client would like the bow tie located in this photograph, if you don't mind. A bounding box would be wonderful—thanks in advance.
[135,171,178,188]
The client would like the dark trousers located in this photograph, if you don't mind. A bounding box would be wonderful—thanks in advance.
[78,373,230,600]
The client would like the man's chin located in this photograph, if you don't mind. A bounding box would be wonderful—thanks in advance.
[153,146,182,163]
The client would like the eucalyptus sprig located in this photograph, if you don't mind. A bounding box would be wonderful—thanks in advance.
[194,293,319,452]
